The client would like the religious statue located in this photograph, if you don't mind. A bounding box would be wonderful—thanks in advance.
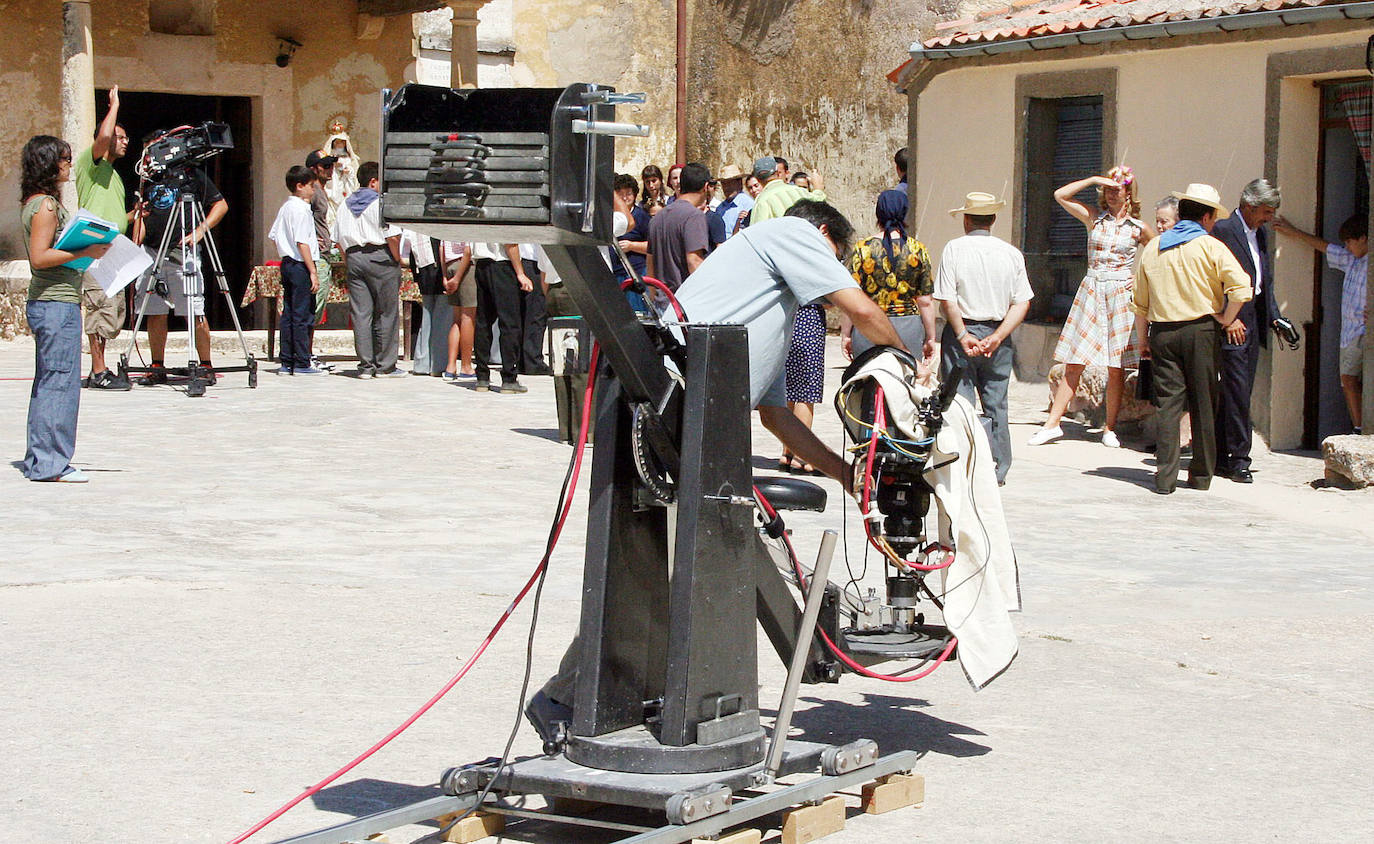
[323,118,361,229]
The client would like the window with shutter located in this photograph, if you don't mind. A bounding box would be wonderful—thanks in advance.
[1023,95,1103,322]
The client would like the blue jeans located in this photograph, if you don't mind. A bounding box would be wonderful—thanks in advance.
[941,322,1014,484]
[23,300,82,480]
[279,257,314,370]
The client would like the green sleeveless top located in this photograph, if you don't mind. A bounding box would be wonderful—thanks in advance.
[21,195,81,303]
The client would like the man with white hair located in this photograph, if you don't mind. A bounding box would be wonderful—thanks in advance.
[1208,178,1288,483]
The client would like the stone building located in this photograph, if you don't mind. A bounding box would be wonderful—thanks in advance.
[893,0,1373,448]
[0,0,442,334]
[410,0,942,234]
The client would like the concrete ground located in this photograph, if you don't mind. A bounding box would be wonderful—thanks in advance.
[1,333,1371,844]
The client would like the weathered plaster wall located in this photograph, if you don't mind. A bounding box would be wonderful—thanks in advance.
[0,0,415,265]
[0,0,66,257]
[687,0,938,229]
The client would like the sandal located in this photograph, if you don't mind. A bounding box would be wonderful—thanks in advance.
[777,453,794,473]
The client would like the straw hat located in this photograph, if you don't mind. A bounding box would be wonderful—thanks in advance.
[947,191,1006,217]
[717,163,746,181]
[1170,183,1228,217]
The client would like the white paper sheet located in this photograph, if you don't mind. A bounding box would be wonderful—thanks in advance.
[87,235,153,297]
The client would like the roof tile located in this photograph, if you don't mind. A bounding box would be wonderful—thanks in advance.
[921,0,1351,49]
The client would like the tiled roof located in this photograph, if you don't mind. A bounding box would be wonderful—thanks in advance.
[922,0,1353,49]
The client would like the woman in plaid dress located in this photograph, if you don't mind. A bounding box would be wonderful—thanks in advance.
[1029,166,1154,448]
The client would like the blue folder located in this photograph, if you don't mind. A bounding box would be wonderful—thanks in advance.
[54,215,118,272]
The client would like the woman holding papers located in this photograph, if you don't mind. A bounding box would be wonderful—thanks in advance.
[19,135,111,483]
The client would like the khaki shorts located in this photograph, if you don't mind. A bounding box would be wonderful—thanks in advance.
[81,277,126,339]
[1339,336,1364,378]
[445,261,477,309]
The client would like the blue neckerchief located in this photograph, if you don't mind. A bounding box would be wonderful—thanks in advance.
[346,188,379,217]
[1158,219,1206,252]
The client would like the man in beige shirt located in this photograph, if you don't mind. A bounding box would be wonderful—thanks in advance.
[1133,184,1252,494]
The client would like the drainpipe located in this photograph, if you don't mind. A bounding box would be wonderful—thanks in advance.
[675,0,686,164]
[60,0,95,211]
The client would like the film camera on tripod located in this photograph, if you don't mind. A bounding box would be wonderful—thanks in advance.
[117,121,259,396]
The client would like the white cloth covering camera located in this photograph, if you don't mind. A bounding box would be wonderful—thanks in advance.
[842,352,1021,690]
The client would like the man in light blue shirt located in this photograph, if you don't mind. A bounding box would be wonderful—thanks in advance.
[671,200,908,482]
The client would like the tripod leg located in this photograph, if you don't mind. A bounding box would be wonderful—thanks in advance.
[119,208,180,383]
[199,216,258,383]
[176,197,207,397]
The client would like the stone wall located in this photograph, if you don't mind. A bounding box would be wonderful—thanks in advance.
[0,0,416,269]
[686,0,940,229]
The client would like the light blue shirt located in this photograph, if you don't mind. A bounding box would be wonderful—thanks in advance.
[671,216,857,407]
[1328,243,1368,347]
[719,192,754,237]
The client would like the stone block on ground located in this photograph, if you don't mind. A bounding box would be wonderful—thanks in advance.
[435,810,504,843]
[1322,434,1374,488]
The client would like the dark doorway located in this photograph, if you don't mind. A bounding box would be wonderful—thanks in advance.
[1303,78,1370,447]
[95,89,253,332]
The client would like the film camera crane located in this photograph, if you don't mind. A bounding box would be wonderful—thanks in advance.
[267,83,952,844]
[117,123,258,396]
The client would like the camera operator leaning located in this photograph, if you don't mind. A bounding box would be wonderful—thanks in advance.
[526,199,912,741]
[131,130,228,385]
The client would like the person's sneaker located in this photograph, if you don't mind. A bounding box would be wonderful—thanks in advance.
[1101,429,1121,448]
[442,371,458,382]
[137,366,168,386]
[498,380,528,394]
[524,363,554,377]
[89,370,131,391]
[294,367,329,376]
[1027,426,1062,446]
[197,366,218,386]
[474,379,491,392]
[276,366,294,376]
[381,369,409,378]
[81,375,91,388]
[524,690,572,749]
[310,357,336,372]
[45,469,89,483]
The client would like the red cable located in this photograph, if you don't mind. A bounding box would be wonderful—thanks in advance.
[622,275,686,321]
[224,346,601,844]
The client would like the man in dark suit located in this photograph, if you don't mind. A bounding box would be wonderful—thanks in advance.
[1209,179,1286,483]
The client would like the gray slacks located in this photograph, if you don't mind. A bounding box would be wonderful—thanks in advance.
[344,248,401,375]
[1150,316,1221,492]
[940,322,1014,484]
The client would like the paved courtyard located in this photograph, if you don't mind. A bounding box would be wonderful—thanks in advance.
[2,333,1371,844]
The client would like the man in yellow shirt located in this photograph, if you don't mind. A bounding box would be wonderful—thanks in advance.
[1133,184,1252,495]
[747,156,825,225]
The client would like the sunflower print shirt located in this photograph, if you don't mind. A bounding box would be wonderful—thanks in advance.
[846,235,933,316]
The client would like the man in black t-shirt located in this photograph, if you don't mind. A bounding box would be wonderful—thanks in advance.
[132,153,228,385]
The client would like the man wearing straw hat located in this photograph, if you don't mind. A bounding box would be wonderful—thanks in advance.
[1132,183,1251,495]
[934,191,1034,485]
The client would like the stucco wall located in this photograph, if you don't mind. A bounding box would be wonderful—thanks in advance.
[0,0,415,266]
[909,27,1370,450]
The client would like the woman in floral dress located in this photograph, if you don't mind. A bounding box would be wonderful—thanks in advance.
[1029,166,1154,449]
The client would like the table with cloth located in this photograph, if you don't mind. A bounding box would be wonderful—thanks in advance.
[243,262,420,362]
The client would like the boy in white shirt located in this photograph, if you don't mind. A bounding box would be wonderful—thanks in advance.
[267,166,325,375]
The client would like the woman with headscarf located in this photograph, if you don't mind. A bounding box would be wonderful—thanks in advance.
[1028,165,1154,449]
[840,188,937,362]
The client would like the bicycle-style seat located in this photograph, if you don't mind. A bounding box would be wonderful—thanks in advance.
[753,476,828,512]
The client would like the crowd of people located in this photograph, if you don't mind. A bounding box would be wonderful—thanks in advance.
[14,90,1369,492]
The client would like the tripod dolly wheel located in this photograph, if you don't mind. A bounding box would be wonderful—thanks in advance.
[248,356,258,388]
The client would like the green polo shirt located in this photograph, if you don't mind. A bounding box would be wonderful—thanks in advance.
[74,145,127,233]
[748,179,826,225]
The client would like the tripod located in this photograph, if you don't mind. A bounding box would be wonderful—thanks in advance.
[118,185,258,397]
